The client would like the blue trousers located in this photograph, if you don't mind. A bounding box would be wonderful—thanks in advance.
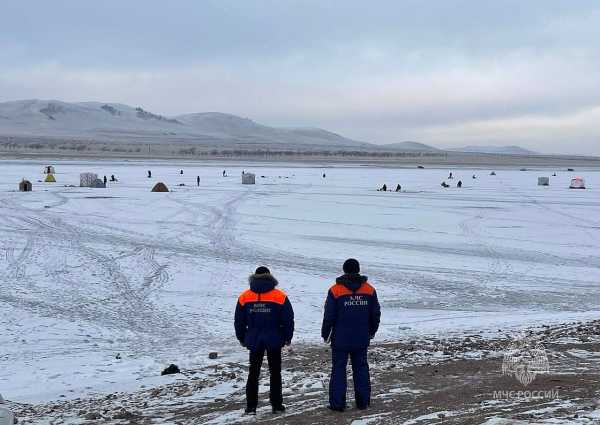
[329,348,371,410]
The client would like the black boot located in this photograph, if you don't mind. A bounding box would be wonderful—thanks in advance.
[272,405,286,414]
[244,407,256,416]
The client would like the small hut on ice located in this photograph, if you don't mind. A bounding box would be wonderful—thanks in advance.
[80,173,99,187]
[242,172,256,185]
[19,179,32,192]
[152,182,169,192]
[538,177,550,186]
[569,177,586,189]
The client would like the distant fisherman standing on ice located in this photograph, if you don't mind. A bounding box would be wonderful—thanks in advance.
[235,267,294,416]
[322,259,381,412]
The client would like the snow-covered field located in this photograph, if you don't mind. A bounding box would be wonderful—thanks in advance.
[1,160,600,404]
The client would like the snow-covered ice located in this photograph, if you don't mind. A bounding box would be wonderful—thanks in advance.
[1,159,599,403]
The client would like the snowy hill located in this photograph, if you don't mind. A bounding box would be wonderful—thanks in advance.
[0,99,368,147]
[381,141,440,152]
[451,145,537,155]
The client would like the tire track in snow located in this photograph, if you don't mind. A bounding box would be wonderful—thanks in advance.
[3,228,36,280]
[500,176,600,273]
[142,247,170,289]
[56,216,176,335]
[458,212,514,287]
[0,193,178,338]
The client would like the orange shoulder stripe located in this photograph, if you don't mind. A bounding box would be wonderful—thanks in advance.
[330,284,352,298]
[330,282,375,298]
[356,282,375,296]
[238,289,287,306]
[260,289,287,305]
[239,289,258,306]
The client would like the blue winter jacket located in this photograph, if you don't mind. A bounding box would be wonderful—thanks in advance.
[321,274,381,351]
[234,274,294,352]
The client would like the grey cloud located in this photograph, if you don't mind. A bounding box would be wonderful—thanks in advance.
[1,1,600,154]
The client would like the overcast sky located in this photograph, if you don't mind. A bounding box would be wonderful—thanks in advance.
[1,1,599,154]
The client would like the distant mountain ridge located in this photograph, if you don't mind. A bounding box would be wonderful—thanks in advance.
[381,141,440,151]
[0,99,369,148]
[0,99,542,156]
[451,145,538,155]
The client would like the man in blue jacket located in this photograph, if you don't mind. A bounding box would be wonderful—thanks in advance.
[235,266,294,415]
[322,259,381,412]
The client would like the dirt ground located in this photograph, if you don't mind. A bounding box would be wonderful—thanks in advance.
[11,320,600,424]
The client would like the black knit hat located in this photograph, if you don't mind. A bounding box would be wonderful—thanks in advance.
[343,258,360,274]
[255,266,271,275]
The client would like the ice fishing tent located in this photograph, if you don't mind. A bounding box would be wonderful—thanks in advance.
[570,177,586,189]
[91,178,106,188]
[242,172,256,185]
[45,174,56,183]
[19,179,32,192]
[43,166,55,174]
[80,173,99,187]
[151,182,169,192]
[538,177,550,186]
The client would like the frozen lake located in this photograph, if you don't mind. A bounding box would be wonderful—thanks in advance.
[1,159,600,402]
